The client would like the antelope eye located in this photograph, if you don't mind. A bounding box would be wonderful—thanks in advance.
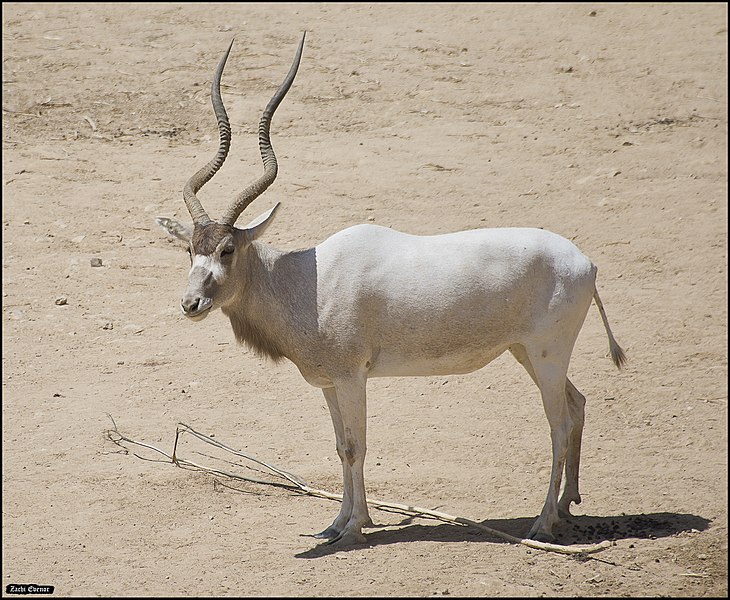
[221,247,234,257]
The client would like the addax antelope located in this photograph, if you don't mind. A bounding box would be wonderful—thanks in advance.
[157,33,626,545]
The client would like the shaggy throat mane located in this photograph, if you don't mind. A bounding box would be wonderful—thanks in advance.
[224,307,285,363]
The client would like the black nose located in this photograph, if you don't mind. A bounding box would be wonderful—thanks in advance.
[181,296,201,314]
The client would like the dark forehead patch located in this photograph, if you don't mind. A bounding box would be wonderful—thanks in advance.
[191,222,234,255]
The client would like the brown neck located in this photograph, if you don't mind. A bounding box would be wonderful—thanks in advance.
[221,243,319,364]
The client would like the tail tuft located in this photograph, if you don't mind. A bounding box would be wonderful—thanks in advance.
[593,287,626,370]
[610,339,627,369]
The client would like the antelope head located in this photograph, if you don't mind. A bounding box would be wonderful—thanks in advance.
[157,34,305,320]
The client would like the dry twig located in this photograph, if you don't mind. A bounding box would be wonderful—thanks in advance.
[82,115,97,131]
[105,416,612,556]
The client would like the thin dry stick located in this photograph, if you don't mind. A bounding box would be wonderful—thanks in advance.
[105,417,612,556]
[82,115,97,131]
[106,416,297,488]
[176,423,307,488]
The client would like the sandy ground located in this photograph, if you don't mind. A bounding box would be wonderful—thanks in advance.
[2,2,727,597]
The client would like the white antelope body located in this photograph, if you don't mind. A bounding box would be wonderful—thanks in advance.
[157,34,626,545]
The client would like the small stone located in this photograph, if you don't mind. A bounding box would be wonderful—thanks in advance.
[90,257,103,267]
[102,322,113,330]
[588,10,597,17]
[55,296,68,306]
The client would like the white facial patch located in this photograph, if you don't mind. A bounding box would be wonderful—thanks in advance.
[190,254,225,281]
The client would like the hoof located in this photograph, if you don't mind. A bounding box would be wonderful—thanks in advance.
[312,525,340,540]
[529,530,556,543]
[558,494,581,519]
[325,529,368,546]
[527,518,556,543]
[558,505,573,519]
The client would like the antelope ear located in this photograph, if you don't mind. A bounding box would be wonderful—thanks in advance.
[241,203,280,244]
[156,217,192,243]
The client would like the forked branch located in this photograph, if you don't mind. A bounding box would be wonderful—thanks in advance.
[104,416,612,556]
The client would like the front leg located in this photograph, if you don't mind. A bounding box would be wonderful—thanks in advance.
[315,386,354,540]
[315,377,372,545]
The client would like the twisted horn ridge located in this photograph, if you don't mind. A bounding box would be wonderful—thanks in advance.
[183,39,235,225]
[220,32,306,226]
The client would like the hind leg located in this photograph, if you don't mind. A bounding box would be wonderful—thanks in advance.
[510,348,587,526]
[510,343,573,541]
[559,378,586,517]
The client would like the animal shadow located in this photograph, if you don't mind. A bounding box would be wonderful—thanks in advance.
[294,511,710,558]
